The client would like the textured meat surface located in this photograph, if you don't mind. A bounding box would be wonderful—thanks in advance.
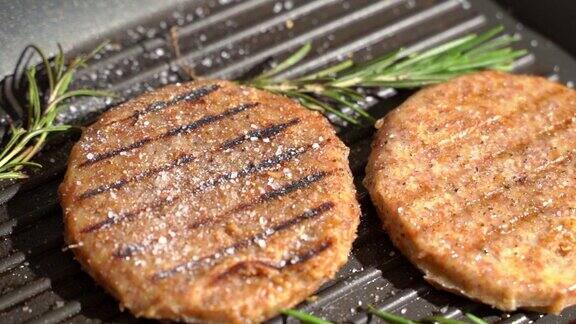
[59,80,360,323]
[364,71,576,313]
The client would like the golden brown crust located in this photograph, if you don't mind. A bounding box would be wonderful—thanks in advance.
[60,80,360,323]
[364,71,576,314]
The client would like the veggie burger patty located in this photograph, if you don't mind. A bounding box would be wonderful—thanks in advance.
[60,80,360,322]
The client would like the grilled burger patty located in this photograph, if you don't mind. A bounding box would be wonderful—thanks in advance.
[365,71,576,313]
[60,80,360,322]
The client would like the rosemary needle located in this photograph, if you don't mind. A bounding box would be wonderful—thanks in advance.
[0,43,113,180]
[366,305,418,324]
[1,26,526,178]
[281,306,490,324]
[281,309,333,324]
[366,305,489,324]
[248,26,527,124]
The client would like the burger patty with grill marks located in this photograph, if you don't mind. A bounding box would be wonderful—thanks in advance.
[364,71,576,313]
[60,80,360,323]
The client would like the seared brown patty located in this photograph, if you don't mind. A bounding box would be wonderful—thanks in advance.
[364,71,576,313]
[60,80,360,323]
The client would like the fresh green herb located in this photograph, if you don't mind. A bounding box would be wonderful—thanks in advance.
[248,26,526,124]
[367,305,418,324]
[366,305,489,324]
[463,313,489,324]
[281,309,333,324]
[282,305,489,324]
[0,43,113,180]
[1,26,525,179]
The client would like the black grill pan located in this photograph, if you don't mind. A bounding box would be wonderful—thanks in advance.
[0,0,575,323]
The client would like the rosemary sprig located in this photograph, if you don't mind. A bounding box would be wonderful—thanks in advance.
[366,305,491,324]
[281,309,333,324]
[282,305,489,324]
[248,26,527,124]
[0,43,113,180]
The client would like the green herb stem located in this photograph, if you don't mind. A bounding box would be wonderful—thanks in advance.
[367,305,418,324]
[248,26,526,124]
[281,309,333,324]
[0,42,113,180]
[282,306,489,324]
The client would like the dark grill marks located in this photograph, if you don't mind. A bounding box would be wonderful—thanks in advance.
[78,154,196,200]
[188,170,331,229]
[79,102,259,167]
[106,84,221,126]
[220,118,300,150]
[78,142,322,234]
[282,240,332,267]
[77,118,301,200]
[115,201,334,259]
[221,118,301,151]
[260,171,327,202]
[274,201,334,232]
[80,199,171,234]
[80,138,153,168]
[163,103,258,138]
[210,240,333,283]
[154,235,334,281]
[194,142,314,193]
[114,244,145,258]
[211,261,278,280]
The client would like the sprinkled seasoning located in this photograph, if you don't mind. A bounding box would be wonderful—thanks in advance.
[61,80,360,323]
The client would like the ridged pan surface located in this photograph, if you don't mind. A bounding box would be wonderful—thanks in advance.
[0,0,575,323]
